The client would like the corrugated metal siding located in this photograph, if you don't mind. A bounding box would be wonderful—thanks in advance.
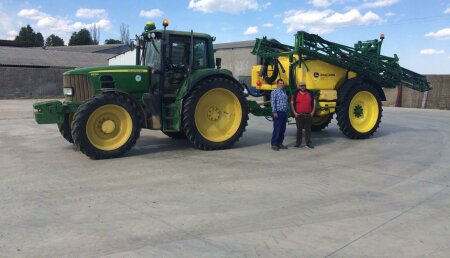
[108,50,136,65]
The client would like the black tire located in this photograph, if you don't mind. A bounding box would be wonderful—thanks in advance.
[336,84,382,139]
[162,131,187,139]
[71,93,141,159]
[182,77,249,150]
[311,114,333,132]
[57,113,74,143]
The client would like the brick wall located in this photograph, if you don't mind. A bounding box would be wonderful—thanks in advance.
[0,67,67,98]
[383,75,449,110]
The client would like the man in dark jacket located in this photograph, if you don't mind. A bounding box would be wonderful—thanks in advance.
[290,81,316,149]
[270,79,289,151]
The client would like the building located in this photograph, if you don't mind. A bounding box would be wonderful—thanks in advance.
[0,44,128,98]
[108,49,136,66]
[213,40,257,85]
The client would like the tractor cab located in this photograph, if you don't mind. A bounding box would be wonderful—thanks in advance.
[135,20,216,129]
[136,21,215,95]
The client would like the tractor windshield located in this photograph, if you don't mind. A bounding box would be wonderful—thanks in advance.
[144,37,161,69]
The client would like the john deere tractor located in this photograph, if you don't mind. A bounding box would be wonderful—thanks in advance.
[247,31,430,138]
[34,19,248,159]
[34,20,430,159]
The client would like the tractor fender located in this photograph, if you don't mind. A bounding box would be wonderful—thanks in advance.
[182,70,243,99]
[337,77,386,104]
[100,89,147,128]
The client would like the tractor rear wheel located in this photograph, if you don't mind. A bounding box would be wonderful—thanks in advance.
[72,93,141,159]
[311,114,333,132]
[182,77,248,150]
[57,113,74,143]
[336,84,382,139]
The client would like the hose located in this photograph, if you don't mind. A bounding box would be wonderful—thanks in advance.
[259,57,279,84]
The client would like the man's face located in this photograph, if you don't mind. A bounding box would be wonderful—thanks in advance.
[278,80,285,89]
[298,84,306,92]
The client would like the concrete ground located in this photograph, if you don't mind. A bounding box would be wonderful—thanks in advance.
[1,99,449,258]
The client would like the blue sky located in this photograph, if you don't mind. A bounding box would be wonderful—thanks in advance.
[0,0,449,74]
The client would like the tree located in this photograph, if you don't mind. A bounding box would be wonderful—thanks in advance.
[14,24,44,47]
[104,38,122,44]
[120,23,130,45]
[68,29,93,46]
[45,34,65,46]
[35,32,44,47]
[91,24,100,45]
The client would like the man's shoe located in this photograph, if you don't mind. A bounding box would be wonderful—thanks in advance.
[306,144,315,149]
[271,145,280,151]
[278,144,288,149]
[294,144,301,148]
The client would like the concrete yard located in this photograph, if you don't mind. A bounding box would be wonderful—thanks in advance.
[1,99,449,257]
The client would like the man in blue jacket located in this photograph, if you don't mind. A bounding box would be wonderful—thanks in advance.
[270,79,289,151]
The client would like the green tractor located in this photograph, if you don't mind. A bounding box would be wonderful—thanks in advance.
[34,20,248,159]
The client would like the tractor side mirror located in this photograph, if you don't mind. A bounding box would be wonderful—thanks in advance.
[216,58,222,69]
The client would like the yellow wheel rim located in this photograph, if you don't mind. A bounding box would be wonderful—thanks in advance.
[86,104,132,151]
[349,91,379,133]
[194,88,242,142]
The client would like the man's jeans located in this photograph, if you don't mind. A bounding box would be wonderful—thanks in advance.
[271,111,287,146]
[296,113,312,145]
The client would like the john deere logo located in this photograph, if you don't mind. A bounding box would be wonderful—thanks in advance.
[314,72,319,78]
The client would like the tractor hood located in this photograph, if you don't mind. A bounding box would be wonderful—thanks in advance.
[64,65,150,76]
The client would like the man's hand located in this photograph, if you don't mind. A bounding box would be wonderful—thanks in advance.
[293,112,298,118]
[310,111,315,117]
[272,112,278,119]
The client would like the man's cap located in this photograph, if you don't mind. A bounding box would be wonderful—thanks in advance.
[299,81,306,86]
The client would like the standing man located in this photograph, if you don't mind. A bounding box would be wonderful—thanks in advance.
[270,78,289,151]
[291,81,316,149]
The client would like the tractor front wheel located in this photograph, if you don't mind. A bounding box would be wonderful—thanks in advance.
[57,113,74,143]
[71,93,141,159]
[182,77,249,150]
[336,84,382,139]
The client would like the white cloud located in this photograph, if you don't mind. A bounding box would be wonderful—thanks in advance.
[188,0,259,14]
[309,0,333,8]
[283,9,383,34]
[420,49,445,55]
[17,8,112,43]
[139,9,164,18]
[75,8,107,19]
[356,0,398,9]
[444,8,450,14]
[73,19,112,31]
[262,23,274,28]
[17,8,47,20]
[309,0,350,8]
[261,2,272,9]
[6,30,17,40]
[385,12,395,17]
[244,26,258,35]
[425,28,450,40]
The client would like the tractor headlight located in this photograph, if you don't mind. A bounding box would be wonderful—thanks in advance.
[63,87,73,96]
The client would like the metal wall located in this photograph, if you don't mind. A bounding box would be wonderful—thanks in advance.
[108,49,136,66]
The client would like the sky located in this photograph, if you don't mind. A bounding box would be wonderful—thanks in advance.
[0,0,449,74]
